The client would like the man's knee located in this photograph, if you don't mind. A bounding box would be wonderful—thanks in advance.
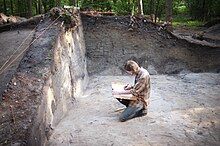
[119,116,127,122]
[119,108,133,122]
[119,106,147,122]
[119,106,139,122]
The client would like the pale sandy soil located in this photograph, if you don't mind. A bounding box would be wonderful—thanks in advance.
[48,73,220,146]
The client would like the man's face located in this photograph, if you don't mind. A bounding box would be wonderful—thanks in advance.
[126,70,133,75]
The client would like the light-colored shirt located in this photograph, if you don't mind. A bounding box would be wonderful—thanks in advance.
[130,67,151,108]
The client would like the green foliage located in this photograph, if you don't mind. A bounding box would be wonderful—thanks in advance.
[0,0,219,23]
[112,0,134,15]
[142,0,165,22]
[172,15,204,28]
[81,0,112,11]
[173,0,188,15]
[185,0,220,20]
[61,0,71,6]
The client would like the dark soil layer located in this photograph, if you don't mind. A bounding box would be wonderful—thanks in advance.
[81,14,220,75]
[0,10,87,145]
[0,18,60,145]
[0,29,34,101]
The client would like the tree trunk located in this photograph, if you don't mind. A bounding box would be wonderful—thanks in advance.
[17,0,20,15]
[202,0,206,21]
[38,0,42,14]
[165,0,173,31]
[28,0,32,18]
[70,0,77,6]
[3,0,7,14]
[24,1,27,17]
[10,0,13,15]
[165,0,172,24]
[42,0,49,13]
[35,1,38,15]
[155,0,160,23]
[56,0,61,6]
[137,0,144,16]
[128,0,130,5]
[149,0,154,21]
[73,0,76,6]
[132,0,135,15]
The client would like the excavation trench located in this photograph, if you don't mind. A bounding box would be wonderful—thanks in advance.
[0,11,220,146]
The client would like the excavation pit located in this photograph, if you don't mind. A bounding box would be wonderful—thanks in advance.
[0,10,219,146]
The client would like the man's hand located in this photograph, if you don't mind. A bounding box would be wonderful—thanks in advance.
[124,84,132,90]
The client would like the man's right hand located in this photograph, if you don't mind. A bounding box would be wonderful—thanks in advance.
[124,84,132,90]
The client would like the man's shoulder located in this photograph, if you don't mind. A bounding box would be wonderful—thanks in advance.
[140,68,150,77]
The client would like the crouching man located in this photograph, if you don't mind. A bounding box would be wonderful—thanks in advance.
[114,60,151,122]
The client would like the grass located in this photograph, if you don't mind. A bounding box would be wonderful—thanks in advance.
[172,3,204,29]
[172,15,204,28]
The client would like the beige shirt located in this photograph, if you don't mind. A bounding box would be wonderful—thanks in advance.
[130,67,151,108]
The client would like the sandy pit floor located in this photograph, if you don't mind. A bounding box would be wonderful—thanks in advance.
[48,73,220,146]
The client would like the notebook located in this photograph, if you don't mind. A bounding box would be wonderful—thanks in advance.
[111,82,135,101]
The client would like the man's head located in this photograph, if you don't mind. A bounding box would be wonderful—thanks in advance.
[124,60,140,75]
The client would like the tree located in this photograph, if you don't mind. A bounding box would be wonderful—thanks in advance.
[113,0,117,4]
[185,0,220,21]
[10,0,13,15]
[154,0,160,22]
[165,0,173,31]
[38,0,42,14]
[70,0,77,6]
[3,0,7,14]
[149,0,154,14]
[137,0,144,16]
[56,0,61,6]
[165,0,172,24]
[28,0,32,17]
[16,0,21,16]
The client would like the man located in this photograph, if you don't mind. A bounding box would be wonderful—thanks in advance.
[113,60,151,122]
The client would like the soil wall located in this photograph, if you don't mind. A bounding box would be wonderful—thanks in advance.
[81,14,220,75]
[0,12,87,145]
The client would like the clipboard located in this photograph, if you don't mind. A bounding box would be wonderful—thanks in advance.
[112,82,136,106]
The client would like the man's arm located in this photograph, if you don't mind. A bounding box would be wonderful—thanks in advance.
[130,76,148,96]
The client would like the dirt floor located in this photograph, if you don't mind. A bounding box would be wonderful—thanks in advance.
[48,73,220,146]
[47,15,220,145]
[0,29,34,100]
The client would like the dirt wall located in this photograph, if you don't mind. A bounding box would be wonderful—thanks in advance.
[0,12,87,145]
[81,14,220,75]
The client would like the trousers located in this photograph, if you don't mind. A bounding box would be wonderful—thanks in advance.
[118,100,147,122]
